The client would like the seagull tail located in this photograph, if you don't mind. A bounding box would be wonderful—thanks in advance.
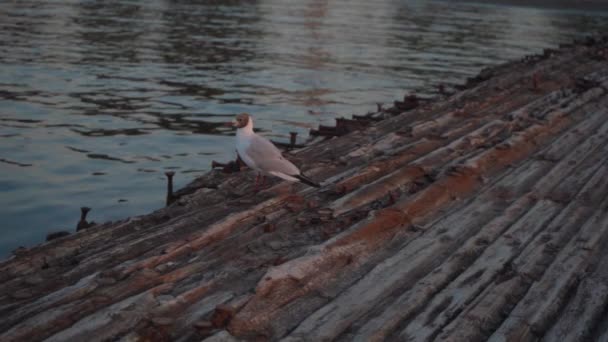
[295,174,320,188]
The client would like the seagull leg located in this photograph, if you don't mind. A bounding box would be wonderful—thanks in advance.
[254,175,267,192]
[261,175,267,188]
[254,173,261,192]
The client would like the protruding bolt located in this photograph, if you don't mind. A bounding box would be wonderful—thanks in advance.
[77,207,93,231]
[438,84,446,95]
[165,172,175,206]
[289,132,298,147]
[532,73,540,90]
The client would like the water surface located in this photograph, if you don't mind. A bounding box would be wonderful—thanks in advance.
[1,0,607,257]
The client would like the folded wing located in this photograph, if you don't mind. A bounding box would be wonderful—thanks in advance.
[246,135,300,178]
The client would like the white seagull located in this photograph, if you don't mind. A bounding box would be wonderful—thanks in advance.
[231,113,319,190]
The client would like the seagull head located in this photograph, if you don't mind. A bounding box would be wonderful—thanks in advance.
[231,113,252,129]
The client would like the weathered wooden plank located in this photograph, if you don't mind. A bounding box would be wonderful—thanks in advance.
[330,166,427,216]
[0,272,99,334]
[435,156,608,342]
[1,281,174,342]
[111,194,291,277]
[292,105,603,340]
[398,199,561,341]
[286,159,550,342]
[330,119,511,216]
[352,103,608,342]
[542,262,608,342]
[333,137,441,193]
[329,56,599,197]
[349,188,539,342]
[43,290,161,342]
[166,291,235,340]
[488,206,608,342]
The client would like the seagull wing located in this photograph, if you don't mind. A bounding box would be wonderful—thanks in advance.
[245,134,300,179]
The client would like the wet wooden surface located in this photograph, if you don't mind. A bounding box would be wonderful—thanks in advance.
[2,37,608,341]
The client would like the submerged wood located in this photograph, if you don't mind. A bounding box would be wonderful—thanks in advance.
[1,37,608,342]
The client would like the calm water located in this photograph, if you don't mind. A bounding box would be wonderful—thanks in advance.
[1,0,607,257]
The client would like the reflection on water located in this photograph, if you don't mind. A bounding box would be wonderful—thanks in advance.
[0,0,607,256]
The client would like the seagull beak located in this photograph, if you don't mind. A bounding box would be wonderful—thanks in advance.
[224,121,236,127]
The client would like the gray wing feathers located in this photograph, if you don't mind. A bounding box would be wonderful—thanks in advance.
[246,135,300,175]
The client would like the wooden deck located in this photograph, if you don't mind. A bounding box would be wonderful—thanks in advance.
[2,37,608,342]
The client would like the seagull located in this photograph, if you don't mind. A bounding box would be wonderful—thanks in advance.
[231,113,320,190]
